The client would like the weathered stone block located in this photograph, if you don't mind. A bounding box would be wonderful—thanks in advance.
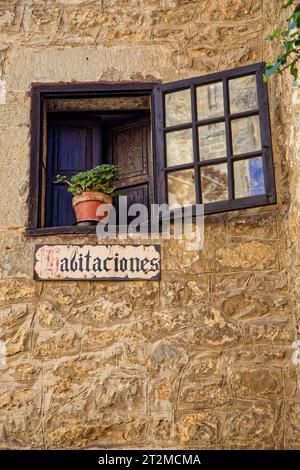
[222,400,282,448]
[212,271,288,294]
[242,319,294,346]
[148,341,188,378]
[0,409,43,449]
[113,337,150,369]
[35,301,64,330]
[0,303,31,329]
[229,366,283,398]
[162,240,212,274]
[0,231,37,278]
[175,412,221,446]
[220,292,290,321]
[94,373,147,412]
[0,127,30,228]
[197,0,261,22]
[180,376,233,410]
[149,378,177,412]
[284,368,298,398]
[33,329,80,358]
[2,326,30,357]
[5,46,175,93]
[226,212,278,239]
[72,297,134,329]
[47,354,116,385]
[30,6,62,32]
[81,324,142,353]
[227,345,291,367]
[215,241,278,272]
[76,280,159,310]
[160,276,210,308]
[135,305,210,341]
[184,352,225,377]
[0,279,38,305]
[0,93,30,128]
[42,282,83,311]
[0,382,41,411]
[285,400,300,449]
[45,413,147,449]
[0,5,23,32]
[148,413,173,445]
[171,308,241,350]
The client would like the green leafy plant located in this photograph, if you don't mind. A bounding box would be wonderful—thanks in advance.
[264,0,300,82]
[55,164,119,197]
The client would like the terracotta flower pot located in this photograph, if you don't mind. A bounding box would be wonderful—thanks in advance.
[72,191,112,225]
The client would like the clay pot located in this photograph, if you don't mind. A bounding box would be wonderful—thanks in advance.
[72,191,112,225]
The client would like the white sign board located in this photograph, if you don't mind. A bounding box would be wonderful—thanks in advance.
[34,244,160,281]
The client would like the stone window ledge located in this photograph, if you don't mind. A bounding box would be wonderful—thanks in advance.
[26,226,98,237]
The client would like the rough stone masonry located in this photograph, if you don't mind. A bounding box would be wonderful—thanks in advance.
[0,0,300,449]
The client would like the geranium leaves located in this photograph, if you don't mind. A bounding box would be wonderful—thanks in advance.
[55,164,119,197]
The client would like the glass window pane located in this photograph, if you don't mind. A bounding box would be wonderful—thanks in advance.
[229,75,258,114]
[168,169,195,208]
[166,128,193,167]
[231,115,261,155]
[234,157,265,198]
[165,89,191,127]
[197,82,224,120]
[198,122,226,161]
[201,163,228,203]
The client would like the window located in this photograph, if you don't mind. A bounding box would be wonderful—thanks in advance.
[153,62,276,214]
[28,63,275,235]
[46,110,152,227]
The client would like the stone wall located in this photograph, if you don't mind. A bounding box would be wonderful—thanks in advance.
[0,0,299,449]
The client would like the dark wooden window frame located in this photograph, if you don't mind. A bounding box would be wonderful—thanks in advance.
[27,81,157,236]
[27,63,276,237]
[154,62,276,216]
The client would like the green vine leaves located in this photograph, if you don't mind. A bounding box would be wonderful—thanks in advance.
[264,0,300,82]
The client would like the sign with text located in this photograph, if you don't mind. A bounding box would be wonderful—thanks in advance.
[34,244,160,281]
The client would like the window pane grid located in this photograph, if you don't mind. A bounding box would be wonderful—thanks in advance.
[162,78,263,204]
[159,64,275,212]
[191,84,202,204]
[164,123,193,133]
[164,162,195,172]
[223,77,233,200]
[163,111,260,134]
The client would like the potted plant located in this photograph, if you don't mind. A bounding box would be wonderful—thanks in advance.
[55,164,118,225]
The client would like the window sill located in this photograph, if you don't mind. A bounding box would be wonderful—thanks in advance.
[26,194,277,238]
[26,226,98,237]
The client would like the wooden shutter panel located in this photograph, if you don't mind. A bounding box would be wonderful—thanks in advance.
[105,115,153,213]
[46,114,101,227]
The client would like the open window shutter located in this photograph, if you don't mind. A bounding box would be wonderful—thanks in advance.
[153,63,275,214]
[105,115,153,212]
[46,115,101,227]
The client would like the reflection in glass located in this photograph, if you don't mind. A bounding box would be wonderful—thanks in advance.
[231,115,261,155]
[165,89,191,127]
[201,164,228,203]
[229,75,258,114]
[197,82,224,119]
[234,157,265,198]
[166,128,193,167]
[168,169,195,208]
[198,122,226,161]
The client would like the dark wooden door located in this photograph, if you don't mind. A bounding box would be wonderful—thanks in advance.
[106,116,153,212]
[46,114,101,227]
